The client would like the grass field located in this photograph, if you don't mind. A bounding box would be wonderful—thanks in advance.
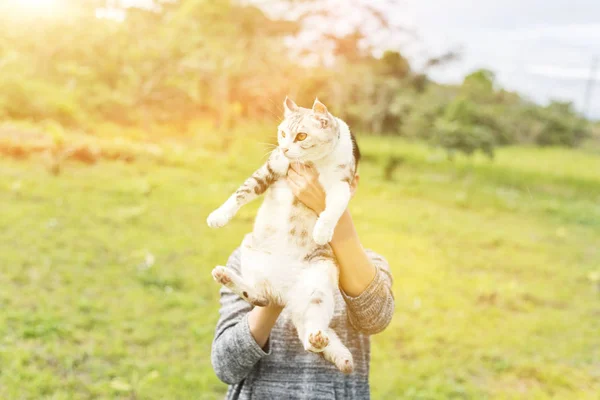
[1,135,599,399]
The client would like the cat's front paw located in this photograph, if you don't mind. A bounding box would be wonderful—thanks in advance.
[269,149,290,175]
[207,206,235,228]
[312,217,335,245]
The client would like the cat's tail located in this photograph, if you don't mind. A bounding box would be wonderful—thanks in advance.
[322,329,354,374]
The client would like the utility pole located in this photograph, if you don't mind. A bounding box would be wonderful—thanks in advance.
[583,56,598,117]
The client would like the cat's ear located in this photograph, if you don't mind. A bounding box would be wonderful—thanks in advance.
[312,98,330,128]
[312,98,328,115]
[283,96,299,117]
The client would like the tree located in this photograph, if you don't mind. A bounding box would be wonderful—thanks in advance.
[430,97,495,159]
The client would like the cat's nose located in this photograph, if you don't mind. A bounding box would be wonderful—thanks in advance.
[282,148,289,154]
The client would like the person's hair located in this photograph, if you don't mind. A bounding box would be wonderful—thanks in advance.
[350,132,361,168]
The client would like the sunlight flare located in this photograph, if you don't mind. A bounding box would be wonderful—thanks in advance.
[12,0,61,13]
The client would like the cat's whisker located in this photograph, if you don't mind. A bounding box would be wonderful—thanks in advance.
[257,145,278,153]
[267,97,284,118]
[261,150,277,158]
[257,142,278,149]
[261,105,282,124]
[260,149,275,161]
[266,109,283,123]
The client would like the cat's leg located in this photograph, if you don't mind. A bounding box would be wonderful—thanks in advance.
[321,329,354,374]
[292,291,334,353]
[211,266,269,307]
[207,149,289,228]
[312,181,351,245]
[289,259,337,353]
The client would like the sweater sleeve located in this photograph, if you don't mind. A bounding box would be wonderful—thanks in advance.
[211,248,271,385]
[340,250,395,335]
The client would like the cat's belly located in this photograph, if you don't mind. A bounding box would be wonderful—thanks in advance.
[252,180,318,252]
[239,235,308,305]
[239,231,336,306]
[241,180,334,304]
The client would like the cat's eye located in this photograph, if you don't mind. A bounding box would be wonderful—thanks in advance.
[281,131,286,138]
[295,132,307,141]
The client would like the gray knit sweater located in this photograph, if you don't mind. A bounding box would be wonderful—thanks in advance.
[211,248,394,400]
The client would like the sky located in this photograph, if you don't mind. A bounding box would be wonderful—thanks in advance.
[396,0,600,118]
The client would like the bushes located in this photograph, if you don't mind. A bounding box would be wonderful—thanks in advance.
[425,96,495,159]
[411,71,591,159]
[532,102,589,147]
[431,120,495,159]
[0,79,85,127]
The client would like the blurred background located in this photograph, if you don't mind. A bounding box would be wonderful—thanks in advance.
[0,0,599,399]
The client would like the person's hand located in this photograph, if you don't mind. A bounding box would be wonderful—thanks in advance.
[286,162,326,214]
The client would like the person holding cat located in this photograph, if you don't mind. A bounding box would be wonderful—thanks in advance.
[209,98,394,399]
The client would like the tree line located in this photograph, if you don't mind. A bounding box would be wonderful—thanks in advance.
[0,0,592,158]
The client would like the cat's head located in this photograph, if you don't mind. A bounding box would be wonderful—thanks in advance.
[277,97,338,162]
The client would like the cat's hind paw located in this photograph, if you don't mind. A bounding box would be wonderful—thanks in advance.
[304,329,330,353]
[323,344,354,374]
[207,206,235,228]
[212,266,233,286]
[312,218,335,245]
[335,354,354,374]
[211,266,269,307]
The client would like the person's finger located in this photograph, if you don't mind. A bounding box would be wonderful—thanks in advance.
[286,177,301,196]
[292,165,314,183]
[297,161,315,177]
[287,167,305,183]
[295,164,316,184]
[288,172,309,191]
[289,162,303,174]
[300,163,317,179]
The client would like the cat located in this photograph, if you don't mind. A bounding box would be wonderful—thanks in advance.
[207,97,358,373]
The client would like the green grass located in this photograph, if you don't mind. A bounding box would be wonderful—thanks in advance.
[1,136,599,399]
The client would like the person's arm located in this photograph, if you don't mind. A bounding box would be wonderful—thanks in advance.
[247,304,282,348]
[330,210,377,296]
[287,163,394,335]
[211,248,283,384]
[330,213,394,335]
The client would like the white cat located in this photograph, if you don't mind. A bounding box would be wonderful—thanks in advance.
[207,97,358,373]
